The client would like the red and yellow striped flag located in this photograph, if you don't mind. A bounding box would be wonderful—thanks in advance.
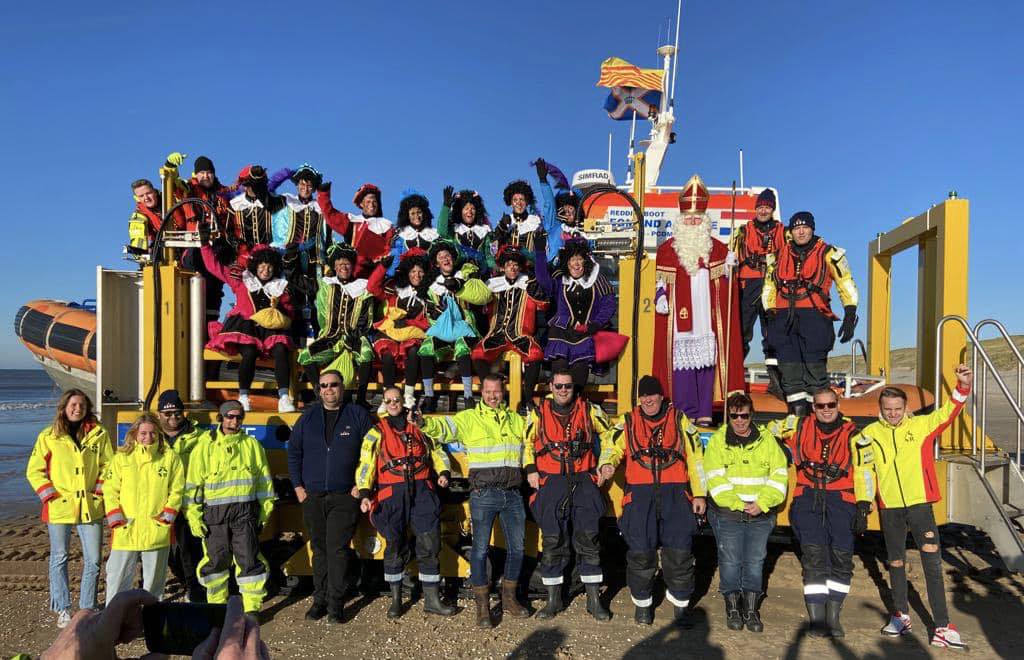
[596,57,665,91]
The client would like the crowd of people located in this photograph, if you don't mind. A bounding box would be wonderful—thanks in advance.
[27,362,973,650]
[23,153,973,653]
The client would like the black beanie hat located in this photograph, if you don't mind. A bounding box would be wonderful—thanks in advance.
[158,389,184,411]
[193,156,215,174]
[788,211,815,231]
[637,375,664,397]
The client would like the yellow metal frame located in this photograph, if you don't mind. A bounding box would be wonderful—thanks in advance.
[141,265,192,408]
[866,198,984,452]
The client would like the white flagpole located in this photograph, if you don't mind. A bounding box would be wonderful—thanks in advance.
[670,0,683,104]
[607,133,613,173]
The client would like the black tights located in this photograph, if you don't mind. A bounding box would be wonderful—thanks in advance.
[238,344,290,391]
[380,347,421,389]
[421,354,472,381]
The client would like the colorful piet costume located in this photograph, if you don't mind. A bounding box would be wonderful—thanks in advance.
[388,193,439,276]
[437,189,495,272]
[317,183,395,277]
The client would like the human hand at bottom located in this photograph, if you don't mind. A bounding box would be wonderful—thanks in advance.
[41,589,161,660]
[192,595,270,660]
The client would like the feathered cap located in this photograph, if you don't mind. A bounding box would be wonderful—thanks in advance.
[326,243,359,273]
[503,179,535,207]
[236,164,267,186]
[678,174,709,213]
[353,183,382,207]
[451,189,488,226]
[397,190,433,228]
[291,163,322,188]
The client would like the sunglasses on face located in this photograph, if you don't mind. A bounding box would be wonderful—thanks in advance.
[728,412,751,420]
[383,397,402,404]
[319,382,341,389]
[813,401,838,410]
[159,410,183,417]
[551,383,573,390]
[224,413,244,421]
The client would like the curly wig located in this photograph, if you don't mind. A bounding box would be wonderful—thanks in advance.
[325,243,358,275]
[394,252,430,288]
[247,246,284,278]
[397,193,434,228]
[452,189,489,226]
[503,179,535,207]
[555,238,596,278]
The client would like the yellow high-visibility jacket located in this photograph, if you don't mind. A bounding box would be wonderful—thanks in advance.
[26,422,113,524]
[704,425,789,513]
[167,419,206,474]
[184,428,275,530]
[103,444,185,551]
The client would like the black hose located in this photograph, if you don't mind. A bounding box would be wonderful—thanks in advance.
[142,197,219,410]
[576,186,646,408]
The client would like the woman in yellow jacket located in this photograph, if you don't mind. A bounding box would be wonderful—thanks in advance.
[103,412,185,605]
[25,389,113,628]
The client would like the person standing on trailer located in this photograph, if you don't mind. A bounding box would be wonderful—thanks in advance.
[417,374,531,628]
[354,387,455,619]
[733,188,786,396]
[155,390,207,603]
[763,211,858,416]
[860,364,973,650]
[766,387,875,637]
[184,400,275,614]
[523,369,613,621]
[317,182,394,277]
[287,369,373,624]
[598,375,707,627]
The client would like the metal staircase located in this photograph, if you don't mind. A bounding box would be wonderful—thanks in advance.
[937,316,1024,572]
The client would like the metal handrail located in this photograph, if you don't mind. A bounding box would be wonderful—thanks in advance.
[851,338,868,376]
[973,319,1024,467]
[935,316,1024,470]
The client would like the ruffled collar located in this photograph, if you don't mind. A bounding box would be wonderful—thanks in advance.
[230,194,264,211]
[509,214,541,234]
[352,215,393,235]
[283,193,319,212]
[322,276,369,298]
[455,223,491,239]
[241,271,288,297]
[429,271,466,297]
[563,265,600,291]
[398,225,439,241]
[487,274,529,293]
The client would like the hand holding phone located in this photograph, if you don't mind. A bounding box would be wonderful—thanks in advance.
[144,601,227,657]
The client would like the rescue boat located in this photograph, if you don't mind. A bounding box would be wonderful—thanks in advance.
[14,299,97,393]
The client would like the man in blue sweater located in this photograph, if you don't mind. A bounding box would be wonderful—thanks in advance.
[287,369,373,623]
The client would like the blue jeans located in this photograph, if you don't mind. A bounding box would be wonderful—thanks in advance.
[469,488,525,586]
[709,509,775,594]
[48,522,103,612]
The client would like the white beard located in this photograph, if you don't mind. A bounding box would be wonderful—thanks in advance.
[672,213,712,275]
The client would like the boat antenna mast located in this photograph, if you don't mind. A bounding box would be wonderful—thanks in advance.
[641,0,682,190]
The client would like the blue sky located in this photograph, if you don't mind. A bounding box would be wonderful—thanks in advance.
[2,1,1021,368]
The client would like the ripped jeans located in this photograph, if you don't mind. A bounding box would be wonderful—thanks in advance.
[880,504,949,627]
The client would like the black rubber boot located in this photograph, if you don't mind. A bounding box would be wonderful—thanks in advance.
[674,605,693,628]
[537,584,563,620]
[805,601,828,637]
[766,364,785,400]
[634,605,654,626]
[386,583,402,619]
[327,601,344,624]
[422,584,456,616]
[788,400,809,417]
[725,592,744,631]
[585,584,611,621]
[826,599,845,638]
[304,601,327,621]
[743,591,764,633]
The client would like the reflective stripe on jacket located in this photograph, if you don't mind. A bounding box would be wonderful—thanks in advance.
[26,422,113,524]
[421,402,525,488]
[600,405,706,493]
[184,429,275,530]
[103,444,185,551]
[704,425,788,513]
[356,420,450,491]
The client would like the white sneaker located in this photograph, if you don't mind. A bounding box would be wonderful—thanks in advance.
[404,392,416,410]
[238,393,251,411]
[278,393,296,413]
[881,611,912,636]
[931,624,966,650]
[56,609,72,628]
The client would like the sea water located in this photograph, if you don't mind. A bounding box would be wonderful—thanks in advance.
[0,369,60,518]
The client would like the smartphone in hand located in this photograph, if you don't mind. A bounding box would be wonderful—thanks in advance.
[143,602,228,656]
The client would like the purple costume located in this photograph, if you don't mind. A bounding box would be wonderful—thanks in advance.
[534,243,616,365]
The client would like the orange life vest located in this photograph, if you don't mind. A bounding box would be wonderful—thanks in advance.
[533,398,597,476]
[788,418,857,503]
[773,239,837,319]
[738,220,785,280]
[376,421,431,486]
[623,408,690,486]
